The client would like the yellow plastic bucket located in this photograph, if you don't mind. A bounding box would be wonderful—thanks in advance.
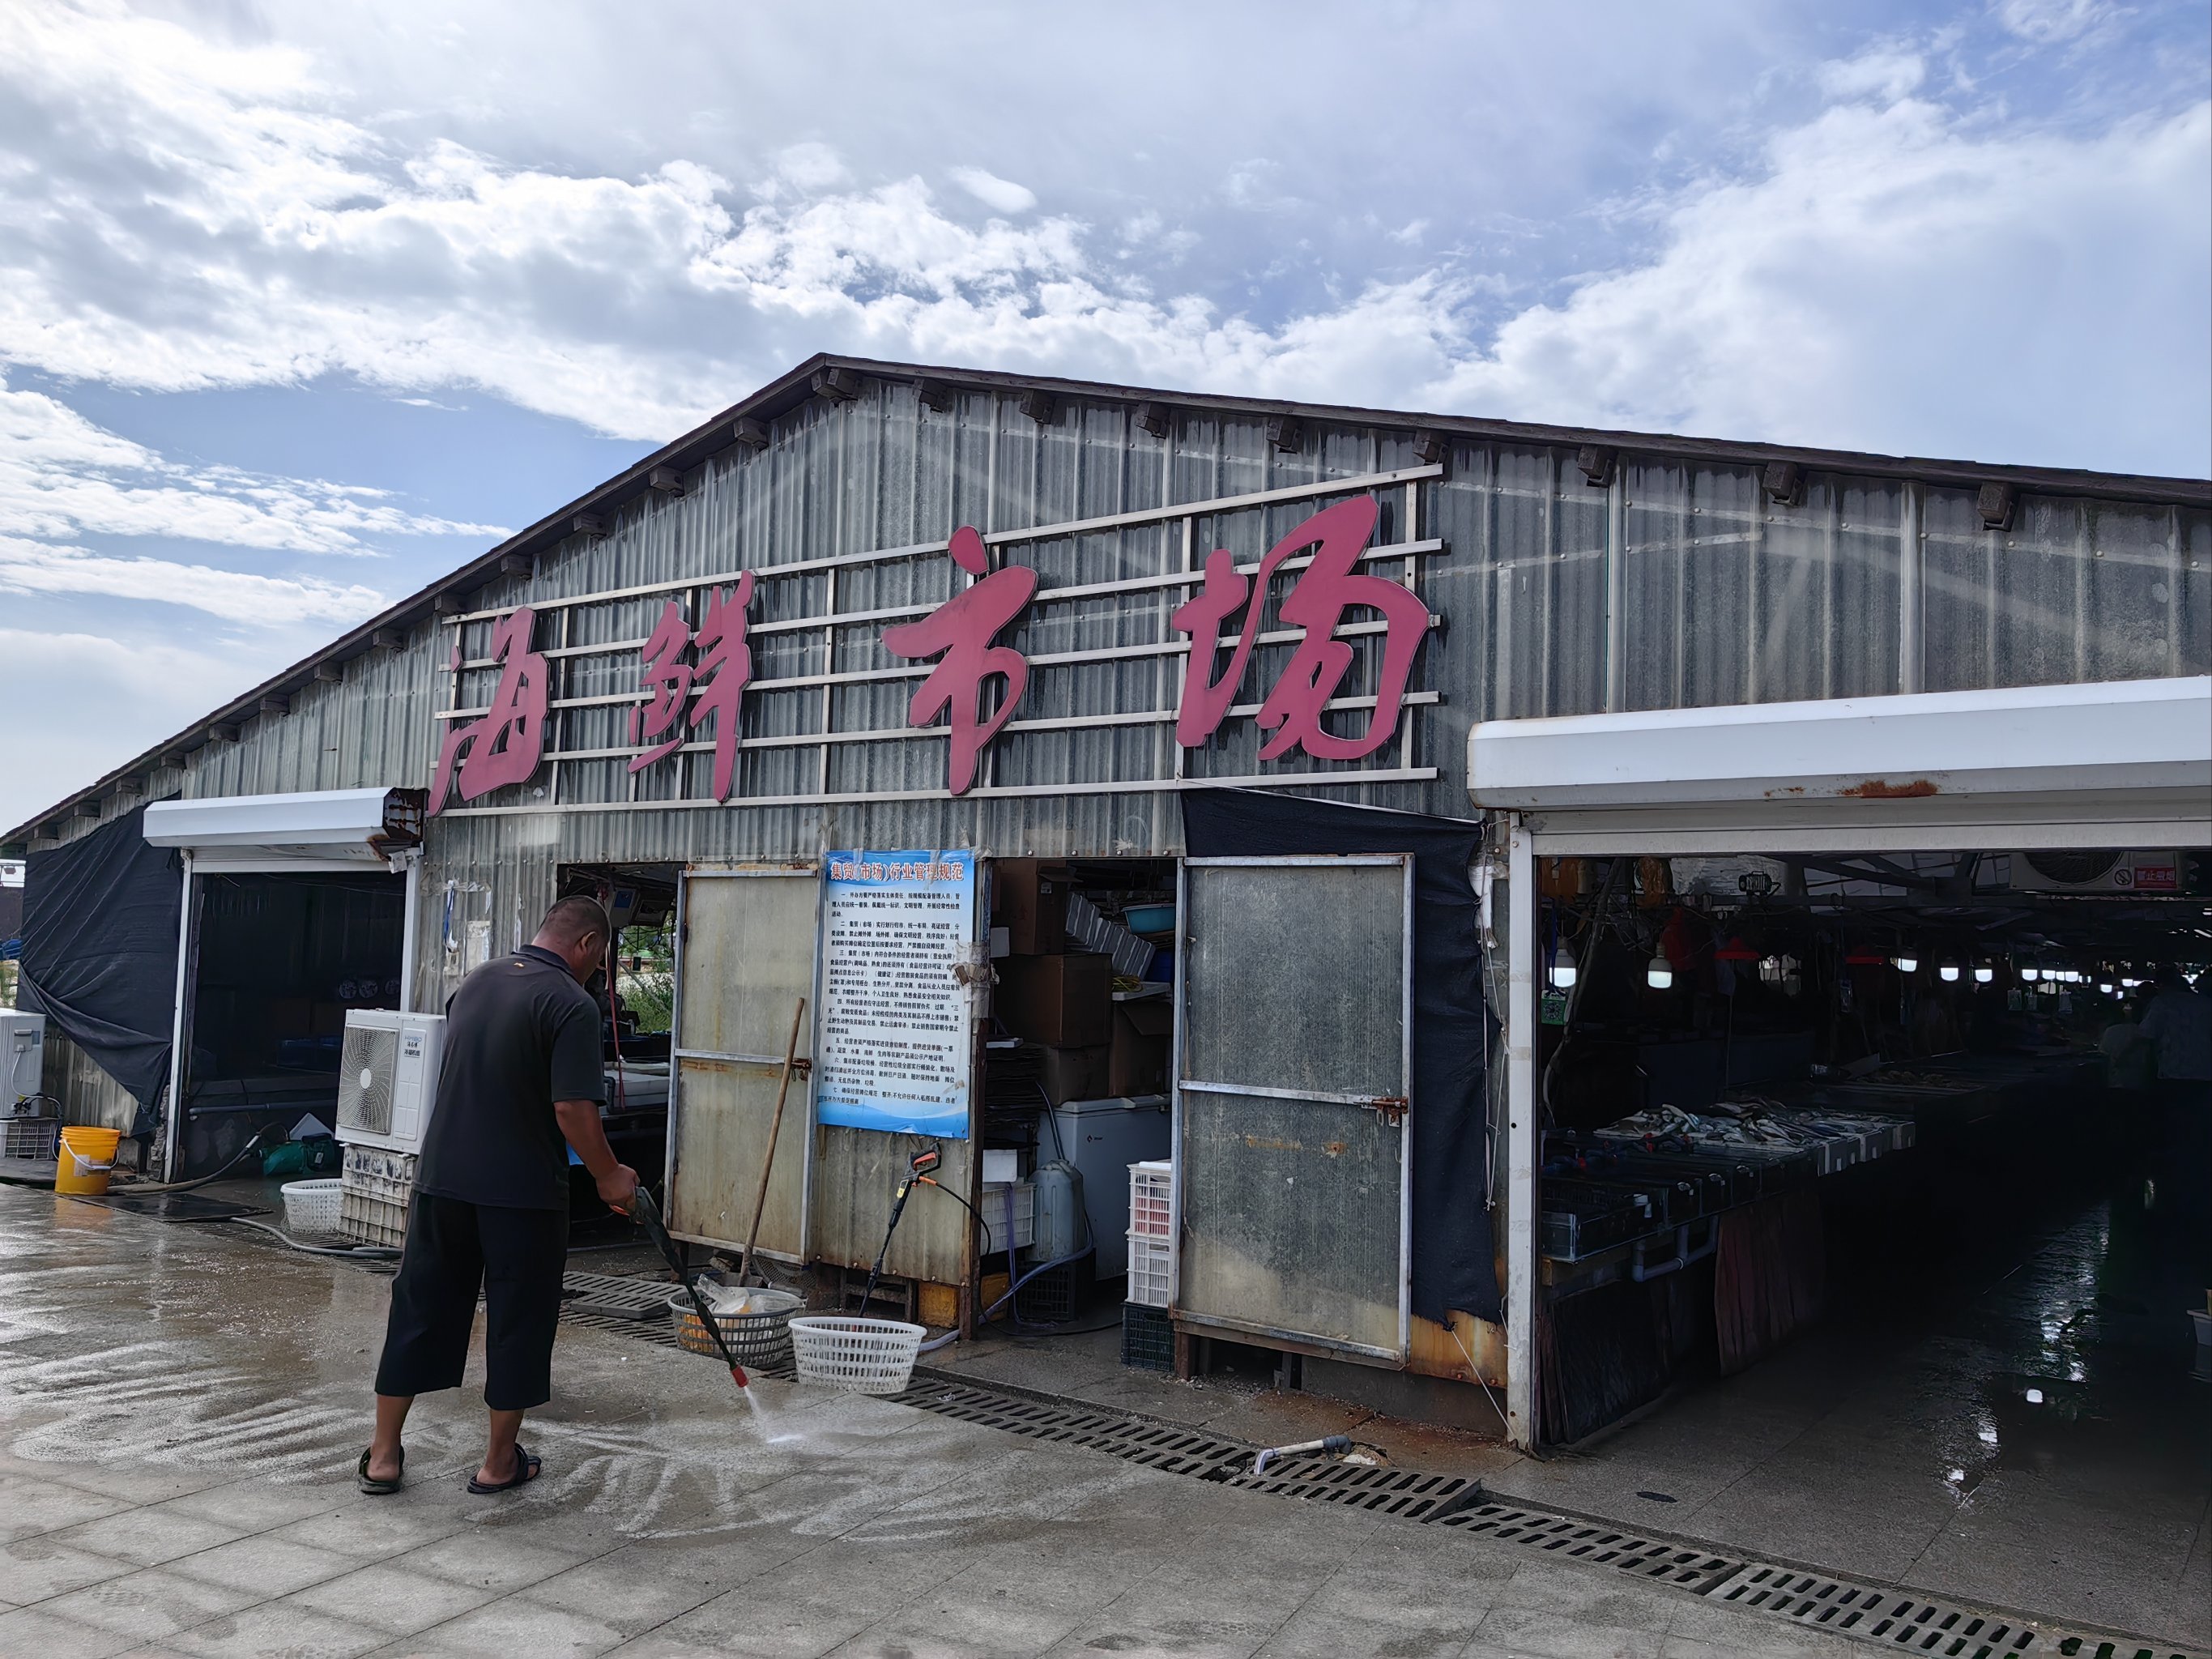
[56,1127,122,1196]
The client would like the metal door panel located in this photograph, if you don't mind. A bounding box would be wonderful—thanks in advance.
[667,868,819,1259]
[1175,855,1413,1362]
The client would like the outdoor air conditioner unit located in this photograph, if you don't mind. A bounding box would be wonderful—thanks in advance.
[335,1009,446,1154]
[0,1012,45,1118]
[2008,851,2180,894]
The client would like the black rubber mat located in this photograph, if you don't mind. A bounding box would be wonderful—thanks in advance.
[75,1192,265,1222]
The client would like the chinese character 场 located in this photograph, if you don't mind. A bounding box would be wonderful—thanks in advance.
[429,607,548,815]
[1171,497,1429,762]
[883,527,1036,795]
[629,576,757,802]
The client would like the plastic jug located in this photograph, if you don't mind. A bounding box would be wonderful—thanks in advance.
[1031,1159,1085,1261]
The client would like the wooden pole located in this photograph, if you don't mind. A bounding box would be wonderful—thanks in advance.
[737,996,806,1288]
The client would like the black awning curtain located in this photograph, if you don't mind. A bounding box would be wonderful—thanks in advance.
[1181,788,1502,1326]
[18,804,181,1117]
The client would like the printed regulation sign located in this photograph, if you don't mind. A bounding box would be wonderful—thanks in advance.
[816,850,977,1139]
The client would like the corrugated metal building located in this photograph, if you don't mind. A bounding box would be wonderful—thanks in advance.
[8,353,2209,1448]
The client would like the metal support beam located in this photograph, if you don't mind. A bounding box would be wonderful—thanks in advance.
[1504,816,1537,1451]
[1899,483,1924,694]
[161,852,194,1183]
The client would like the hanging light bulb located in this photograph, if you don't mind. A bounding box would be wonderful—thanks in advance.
[2097,980,2114,994]
[2019,964,2040,983]
[1647,950,1674,991]
[1973,963,1995,984]
[1938,959,1961,983]
[1550,943,1578,990]
[1895,952,1920,974]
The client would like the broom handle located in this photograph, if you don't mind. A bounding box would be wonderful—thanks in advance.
[737,997,806,1287]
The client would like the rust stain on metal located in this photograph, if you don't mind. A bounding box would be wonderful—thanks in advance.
[1836,777,1939,799]
[1241,1135,1306,1153]
[1321,1141,1349,1158]
[1368,1096,1409,1126]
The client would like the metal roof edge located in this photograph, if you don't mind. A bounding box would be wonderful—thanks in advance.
[8,351,2208,849]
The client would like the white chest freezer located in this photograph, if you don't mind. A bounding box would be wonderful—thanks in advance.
[1048,1094,1170,1280]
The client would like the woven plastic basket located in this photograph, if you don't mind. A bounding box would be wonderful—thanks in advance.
[279,1179,346,1238]
[665,1288,803,1369]
[788,1315,925,1394]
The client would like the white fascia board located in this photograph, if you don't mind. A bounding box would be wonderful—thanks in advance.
[1468,676,2212,811]
[143,787,401,851]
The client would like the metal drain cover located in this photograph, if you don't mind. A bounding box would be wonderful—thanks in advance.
[563,1270,681,1320]
[1221,1460,1481,1521]
[1435,1503,1741,1589]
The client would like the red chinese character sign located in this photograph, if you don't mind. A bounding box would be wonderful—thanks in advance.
[628,577,757,801]
[430,607,548,815]
[1172,497,1428,761]
[884,527,1037,795]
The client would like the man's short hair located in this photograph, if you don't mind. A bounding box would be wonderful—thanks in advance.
[539,896,612,949]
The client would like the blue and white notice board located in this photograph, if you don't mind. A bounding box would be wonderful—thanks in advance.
[816,850,976,1139]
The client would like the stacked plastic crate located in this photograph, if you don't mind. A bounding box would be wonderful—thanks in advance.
[1121,1159,1174,1370]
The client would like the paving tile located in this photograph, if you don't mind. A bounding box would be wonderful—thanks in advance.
[0,1603,147,1658]
[382,1596,627,1657]
[524,1550,728,1636]
[157,1483,352,1533]
[619,1585,880,1659]
[0,1473,134,1540]
[37,1566,259,1644]
[826,1597,1085,1659]
[377,1529,595,1595]
[1469,1604,1669,1659]
[268,1502,471,1563]
[0,1533,144,1601]
[279,1561,503,1639]
[168,1532,352,1598]
[161,1602,390,1659]
[1252,1601,1481,1658]
[53,1509,249,1570]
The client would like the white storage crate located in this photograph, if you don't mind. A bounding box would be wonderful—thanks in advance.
[340,1143,418,1247]
[1126,1230,1173,1308]
[2,1117,58,1161]
[1128,1160,1172,1239]
[980,1180,1034,1253]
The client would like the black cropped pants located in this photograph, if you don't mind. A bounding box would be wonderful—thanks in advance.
[373,1192,566,1411]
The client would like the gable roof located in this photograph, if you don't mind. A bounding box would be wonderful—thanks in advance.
[10,351,2210,848]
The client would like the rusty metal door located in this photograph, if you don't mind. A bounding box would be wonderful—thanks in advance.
[1174,855,1413,1363]
[665,866,820,1259]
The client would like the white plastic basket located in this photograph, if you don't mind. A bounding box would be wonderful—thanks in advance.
[1126,1230,1173,1308]
[981,1179,1035,1252]
[788,1316,926,1394]
[1128,1160,1173,1239]
[280,1178,346,1238]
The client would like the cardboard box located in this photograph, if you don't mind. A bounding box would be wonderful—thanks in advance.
[1039,1043,1110,1105]
[1108,999,1174,1096]
[993,859,1070,955]
[995,952,1111,1047]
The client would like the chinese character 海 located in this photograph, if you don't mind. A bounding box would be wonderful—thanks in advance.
[882,527,1036,795]
[430,607,548,814]
[1171,497,1428,761]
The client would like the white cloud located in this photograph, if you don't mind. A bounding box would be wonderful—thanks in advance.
[949,166,1036,215]
[0,375,501,552]
[0,628,297,830]
[1993,0,2113,44]
[1818,48,1927,103]
[1426,96,2212,470]
[0,0,2203,477]
[0,536,386,626]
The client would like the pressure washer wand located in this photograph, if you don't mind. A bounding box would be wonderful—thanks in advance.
[855,1148,940,1315]
[629,1187,749,1392]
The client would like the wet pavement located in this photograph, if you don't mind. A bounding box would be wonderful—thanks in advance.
[0,1187,1892,1659]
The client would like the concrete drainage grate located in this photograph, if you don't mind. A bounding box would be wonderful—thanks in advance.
[562,1270,683,1320]
[893,1380,1249,1478]
[1708,1564,2202,1659]
[1434,1502,1741,1589]
[1220,1461,1480,1521]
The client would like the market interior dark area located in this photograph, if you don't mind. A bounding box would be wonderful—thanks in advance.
[1530,844,2211,1477]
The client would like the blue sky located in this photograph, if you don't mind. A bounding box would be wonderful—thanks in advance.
[1,0,2206,831]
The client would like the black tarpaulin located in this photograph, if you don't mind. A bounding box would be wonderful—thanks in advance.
[1181,788,1501,1325]
[18,804,181,1119]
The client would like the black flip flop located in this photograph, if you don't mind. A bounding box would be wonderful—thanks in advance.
[356,1446,403,1495]
[466,1443,542,1495]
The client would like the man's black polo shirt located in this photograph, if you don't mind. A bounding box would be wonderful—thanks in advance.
[417,945,607,1211]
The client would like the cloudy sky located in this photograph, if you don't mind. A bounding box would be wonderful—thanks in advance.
[1,0,2206,830]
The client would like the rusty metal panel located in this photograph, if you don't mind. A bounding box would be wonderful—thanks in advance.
[665,867,816,1259]
[1176,856,1411,1361]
